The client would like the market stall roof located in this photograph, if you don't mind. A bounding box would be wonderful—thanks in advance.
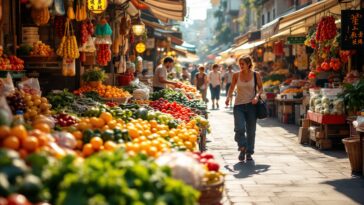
[175,42,196,53]
[144,0,186,22]
[177,53,200,63]
[261,0,360,40]
[231,39,266,56]
[219,48,233,56]
[170,46,188,56]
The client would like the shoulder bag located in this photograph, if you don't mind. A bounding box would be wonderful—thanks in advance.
[254,72,268,119]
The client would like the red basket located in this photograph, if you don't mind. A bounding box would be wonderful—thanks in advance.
[118,74,132,86]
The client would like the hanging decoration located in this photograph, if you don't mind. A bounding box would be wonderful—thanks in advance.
[95,19,113,66]
[75,0,87,21]
[130,0,149,10]
[88,0,108,14]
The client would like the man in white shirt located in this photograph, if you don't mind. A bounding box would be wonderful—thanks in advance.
[153,56,177,92]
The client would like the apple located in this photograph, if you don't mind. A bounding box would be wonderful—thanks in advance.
[206,159,220,172]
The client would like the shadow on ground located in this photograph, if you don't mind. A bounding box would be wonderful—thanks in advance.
[224,161,270,178]
[322,177,364,204]
[257,118,299,135]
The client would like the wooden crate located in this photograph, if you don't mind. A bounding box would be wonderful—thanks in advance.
[22,56,61,70]
[298,127,309,144]
[316,139,332,150]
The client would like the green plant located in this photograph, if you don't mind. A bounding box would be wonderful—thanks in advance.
[82,68,107,82]
[339,79,364,115]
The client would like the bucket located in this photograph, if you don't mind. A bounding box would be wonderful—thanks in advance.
[342,137,363,172]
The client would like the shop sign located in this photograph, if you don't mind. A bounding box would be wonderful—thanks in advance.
[287,36,306,45]
[146,38,155,49]
[88,0,108,14]
[135,42,146,53]
[341,10,364,49]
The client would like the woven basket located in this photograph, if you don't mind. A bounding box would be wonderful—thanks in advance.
[198,177,224,205]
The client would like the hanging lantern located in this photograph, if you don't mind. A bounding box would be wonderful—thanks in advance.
[88,0,108,14]
[135,42,146,53]
[132,24,145,36]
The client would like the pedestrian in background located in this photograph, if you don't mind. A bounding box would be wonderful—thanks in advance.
[190,65,198,85]
[225,55,263,161]
[224,65,234,97]
[208,64,221,109]
[181,67,190,81]
[194,66,208,103]
[153,56,177,92]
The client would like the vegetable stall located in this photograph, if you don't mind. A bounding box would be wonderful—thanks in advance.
[0,0,222,205]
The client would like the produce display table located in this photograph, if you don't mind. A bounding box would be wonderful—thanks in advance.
[276,98,303,124]
[307,111,349,149]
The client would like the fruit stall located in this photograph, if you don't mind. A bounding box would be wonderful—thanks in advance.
[296,12,364,152]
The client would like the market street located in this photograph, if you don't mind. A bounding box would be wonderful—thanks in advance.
[206,97,364,205]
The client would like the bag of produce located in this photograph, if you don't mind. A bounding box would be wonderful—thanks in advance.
[18,78,42,96]
[0,73,15,96]
[0,96,13,126]
[62,58,76,77]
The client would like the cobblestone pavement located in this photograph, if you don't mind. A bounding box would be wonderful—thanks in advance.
[206,98,364,205]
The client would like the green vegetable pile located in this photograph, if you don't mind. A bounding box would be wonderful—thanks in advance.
[44,150,199,205]
[82,68,107,82]
[150,89,207,111]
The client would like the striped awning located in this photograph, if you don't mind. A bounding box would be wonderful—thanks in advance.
[144,0,186,22]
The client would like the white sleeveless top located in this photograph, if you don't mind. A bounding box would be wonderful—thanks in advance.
[234,74,255,105]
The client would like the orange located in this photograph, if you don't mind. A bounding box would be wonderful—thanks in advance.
[94,118,105,128]
[128,127,140,139]
[76,140,83,149]
[107,120,117,129]
[184,141,194,150]
[0,126,10,139]
[77,122,91,130]
[104,141,117,151]
[37,134,49,147]
[149,120,158,129]
[82,143,94,157]
[33,123,51,133]
[90,137,103,150]
[19,149,29,158]
[22,136,39,152]
[147,146,158,157]
[3,136,20,150]
[100,112,113,123]
[10,125,27,141]
[72,131,83,140]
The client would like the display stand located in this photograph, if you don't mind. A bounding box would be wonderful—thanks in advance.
[307,111,349,149]
[276,98,303,124]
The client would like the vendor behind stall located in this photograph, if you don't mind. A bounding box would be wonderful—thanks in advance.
[152,56,177,92]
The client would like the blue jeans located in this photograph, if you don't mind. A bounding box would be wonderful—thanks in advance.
[209,84,221,100]
[233,103,257,154]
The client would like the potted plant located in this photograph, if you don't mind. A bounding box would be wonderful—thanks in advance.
[339,79,364,116]
[82,68,107,88]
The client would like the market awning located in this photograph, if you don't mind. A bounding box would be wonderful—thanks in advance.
[231,39,266,56]
[177,53,200,63]
[261,0,360,40]
[144,0,186,22]
[219,48,232,56]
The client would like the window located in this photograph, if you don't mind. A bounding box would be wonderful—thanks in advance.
[267,11,270,22]
[273,9,276,19]
[262,14,265,25]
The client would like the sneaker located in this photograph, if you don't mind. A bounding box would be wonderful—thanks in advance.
[212,104,215,110]
[246,154,253,161]
[216,103,219,109]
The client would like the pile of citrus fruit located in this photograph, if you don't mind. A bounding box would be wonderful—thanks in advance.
[74,84,131,99]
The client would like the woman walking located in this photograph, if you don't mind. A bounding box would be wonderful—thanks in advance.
[209,64,222,109]
[225,56,263,161]
[194,66,208,103]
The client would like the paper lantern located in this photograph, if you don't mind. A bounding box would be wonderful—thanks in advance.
[132,24,145,36]
[135,42,146,53]
[88,0,108,14]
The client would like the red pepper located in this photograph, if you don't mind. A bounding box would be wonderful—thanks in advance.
[308,71,316,79]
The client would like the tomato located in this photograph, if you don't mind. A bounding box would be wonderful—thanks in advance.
[7,194,31,205]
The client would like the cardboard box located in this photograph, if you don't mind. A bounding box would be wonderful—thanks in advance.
[301,119,310,128]
[309,126,320,141]
[298,127,309,144]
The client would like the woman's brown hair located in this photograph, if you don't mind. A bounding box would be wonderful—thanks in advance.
[238,55,254,70]
[212,64,219,69]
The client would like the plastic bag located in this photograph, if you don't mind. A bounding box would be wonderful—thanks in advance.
[79,36,96,52]
[62,58,76,77]
[53,131,77,149]
[0,96,13,126]
[0,73,15,96]
[18,78,41,96]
